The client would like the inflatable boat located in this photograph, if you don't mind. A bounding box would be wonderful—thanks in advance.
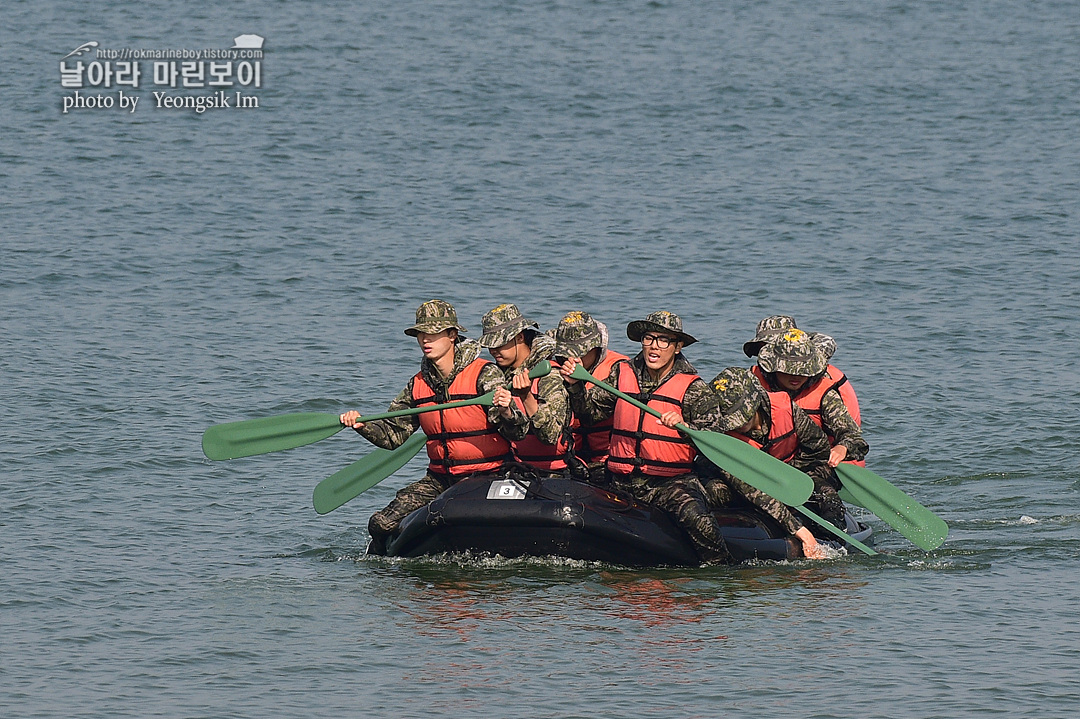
[381,472,872,567]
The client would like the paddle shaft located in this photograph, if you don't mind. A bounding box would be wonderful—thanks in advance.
[793,505,878,556]
[352,393,493,424]
[569,364,689,432]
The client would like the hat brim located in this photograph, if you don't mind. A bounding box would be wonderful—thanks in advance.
[626,321,697,347]
[478,320,539,348]
[742,340,764,357]
[404,321,467,337]
[757,346,827,376]
[553,331,603,359]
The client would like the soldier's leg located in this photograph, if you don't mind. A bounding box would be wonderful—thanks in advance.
[701,476,732,509]
[367,473,449,554]
[645,477,733,565]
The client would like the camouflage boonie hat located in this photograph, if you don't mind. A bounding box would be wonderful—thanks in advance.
[404,299,468,337]
[552,311,603,358]
[815,333,837,361]
[626,310,697,347]
[478,303,540,348]
[757,328,828,377]
[710,367,767,432]
[742,315,799,357]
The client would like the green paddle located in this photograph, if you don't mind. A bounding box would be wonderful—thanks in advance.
[312,431,427,514]
[202,361,553,460]
[202,412,348,461]
[567,364,814,507]
[836,464,948,551]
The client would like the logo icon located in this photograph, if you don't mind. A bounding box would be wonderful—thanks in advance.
[232,34,264,49]
[63,41,99,59]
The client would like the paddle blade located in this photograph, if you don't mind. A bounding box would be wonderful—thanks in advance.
[836,464,949,551]
[202,412,344,460]
[684,427,815,506]
[312,432,427,515]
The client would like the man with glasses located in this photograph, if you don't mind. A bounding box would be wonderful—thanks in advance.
[559,311,735,564]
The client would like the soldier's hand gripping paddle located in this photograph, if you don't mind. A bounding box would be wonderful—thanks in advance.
[202,362,553,461]
[308,361,555,514]
[566,364,814,507]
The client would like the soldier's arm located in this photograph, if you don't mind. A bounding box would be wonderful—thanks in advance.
[478,363,529,441]
[568,359,619,425]
[726,474,805,535]
[789,404,832,472]
[356,378,422,450]
[526,373,570,445]
[681,378,722,431]
[820,389,869,462]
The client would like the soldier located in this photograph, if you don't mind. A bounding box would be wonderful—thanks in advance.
[339,299,527,554]
[549,311,629,483]
[709,366,845,544]
[753,328,867,468]
[481,304,572,476]
[742,314,837,360]
[559,311,736,565]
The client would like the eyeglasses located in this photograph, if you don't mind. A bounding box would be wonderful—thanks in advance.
[640,333,676,349]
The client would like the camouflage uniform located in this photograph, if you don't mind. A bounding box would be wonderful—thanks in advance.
[757,330,868,463]
[568,311,733,564]
[479,304,571,476]
[361,300,527,553]
[707,367,844,539]
[551,311,623,483]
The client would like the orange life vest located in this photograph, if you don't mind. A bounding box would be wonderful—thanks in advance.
[568,350,629,465]
[411,358,512,476]
[752,364,864,466]
[607,362,698,478]
[729,389,798,463]
[511,375,570,472]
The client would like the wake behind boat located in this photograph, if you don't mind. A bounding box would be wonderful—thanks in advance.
[381,470,873,567]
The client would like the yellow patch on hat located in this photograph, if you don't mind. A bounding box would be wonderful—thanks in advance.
[712,378,729,392]
[782,329,807,342]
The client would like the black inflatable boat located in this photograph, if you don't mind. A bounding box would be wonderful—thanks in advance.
[382,472,872,567]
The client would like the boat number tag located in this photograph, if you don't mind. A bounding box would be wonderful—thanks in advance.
[487,479,529,500]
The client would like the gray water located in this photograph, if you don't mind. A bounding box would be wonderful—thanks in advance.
[4,1,1080,717]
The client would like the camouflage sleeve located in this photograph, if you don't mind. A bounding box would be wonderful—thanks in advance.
[726,475,804,535]
[789,404,831,473]
[681,378,722,431]
[526,372,570,445]
[477,363,529,441]
[820,389,869,461]
[356,377,421,450]
[568,359,619,425]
